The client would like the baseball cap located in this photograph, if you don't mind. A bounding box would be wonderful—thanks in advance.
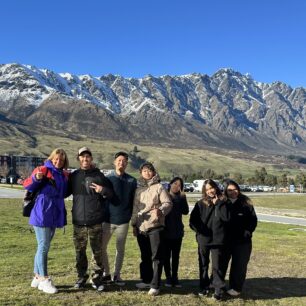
[78,147,92,156]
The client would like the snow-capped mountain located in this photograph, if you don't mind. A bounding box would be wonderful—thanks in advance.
[1,63,306,153]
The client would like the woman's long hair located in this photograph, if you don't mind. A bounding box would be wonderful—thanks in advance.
[47,148,69,169]
[223,179,252,205]
[168,176,184,193]
[202,179,224,206]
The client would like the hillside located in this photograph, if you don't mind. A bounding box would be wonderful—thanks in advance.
[0,132,304,179]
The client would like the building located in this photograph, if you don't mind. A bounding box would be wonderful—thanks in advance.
[0,155,45,181]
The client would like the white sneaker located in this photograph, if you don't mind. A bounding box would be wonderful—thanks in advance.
[148,288,160,296]
[38,278,58,294]
[31,277,40,288]
[90,279,105,292]
[227,289,240,296]
[136,282,151,289]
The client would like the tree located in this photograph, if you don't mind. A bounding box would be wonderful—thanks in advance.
[233,172,243,184]
[278,174,288,187]
[254,167,267,184]
[203,168,215,179]
[265,174,277,186]
[295,172,306,188]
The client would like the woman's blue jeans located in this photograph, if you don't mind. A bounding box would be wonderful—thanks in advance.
[33,226,55,277]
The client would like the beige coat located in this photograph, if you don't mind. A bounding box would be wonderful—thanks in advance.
[131,175,172,233]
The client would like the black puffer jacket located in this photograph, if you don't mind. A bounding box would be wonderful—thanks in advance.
[68,167,115,226]
[189,197,230,246]
[227,195,257,244]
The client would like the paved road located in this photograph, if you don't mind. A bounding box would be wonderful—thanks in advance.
[257,213,306,226]
[186,192,306,198]
[0,187,24,198]
[187,205,306,227]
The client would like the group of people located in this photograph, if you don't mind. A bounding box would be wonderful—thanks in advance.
[190,179,257,300]
[23,146,257,300]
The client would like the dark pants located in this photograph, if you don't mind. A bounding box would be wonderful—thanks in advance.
[221,242,252,292]
[197,235,226,293]
[137,228,165,289]
[163,237,183,282]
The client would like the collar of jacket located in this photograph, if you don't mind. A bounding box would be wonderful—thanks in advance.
[78,167,100,174]
[138,174,160,187]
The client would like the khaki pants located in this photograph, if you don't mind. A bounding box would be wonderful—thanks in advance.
[101,222,129,277]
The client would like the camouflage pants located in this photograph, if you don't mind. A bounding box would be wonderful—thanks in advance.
[73,224,103,283]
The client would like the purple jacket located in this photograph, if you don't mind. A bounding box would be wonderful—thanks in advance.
[23,160,68,228]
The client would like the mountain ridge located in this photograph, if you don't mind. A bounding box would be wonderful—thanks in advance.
[1,63,306,155]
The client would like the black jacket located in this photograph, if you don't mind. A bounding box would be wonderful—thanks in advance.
[189,197,230,246]
[164,193,189,239]
[67,167,115,226]
[227,195,257,244]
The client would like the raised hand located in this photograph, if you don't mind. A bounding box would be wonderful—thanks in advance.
[35,167,44,180]
[90,182,103,193]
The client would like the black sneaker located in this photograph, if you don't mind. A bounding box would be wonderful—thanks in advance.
[213,290,223,301]
[74,275,89,288]
[101,274,113,284]
[164,278,172,287]
[113,275,126,286]
[198,288,210,296]
[172,278,182,288]
[213,293,223,300]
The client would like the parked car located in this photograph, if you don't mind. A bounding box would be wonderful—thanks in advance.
[161,181,170,190]
[184,183,194,192]
[239,184,252,192]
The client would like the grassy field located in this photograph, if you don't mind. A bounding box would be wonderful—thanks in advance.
[0,134,304,178]
[0,197,306,305]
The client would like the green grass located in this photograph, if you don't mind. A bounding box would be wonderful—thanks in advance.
[251,194,306,210]
[0,198,306,305]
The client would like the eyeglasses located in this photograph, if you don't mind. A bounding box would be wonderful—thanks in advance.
[227,189,238,192]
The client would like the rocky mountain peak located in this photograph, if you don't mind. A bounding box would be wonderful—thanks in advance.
[0,63,306,154]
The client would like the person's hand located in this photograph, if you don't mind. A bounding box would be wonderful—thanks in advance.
[133,227,138,237]
[212,195,219,205]
[90,183,103,193]
[151,208,162,222]
[35,167,44,180]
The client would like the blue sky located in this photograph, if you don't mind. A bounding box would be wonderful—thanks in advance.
[1,0,306,87]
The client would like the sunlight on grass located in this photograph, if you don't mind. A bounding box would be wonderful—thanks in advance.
[0,198,305,305]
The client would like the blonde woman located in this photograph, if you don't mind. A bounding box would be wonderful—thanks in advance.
[23,148,69,294]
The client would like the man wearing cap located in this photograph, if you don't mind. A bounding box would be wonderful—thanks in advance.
[67,147,116,292]
[101,152,137,286]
